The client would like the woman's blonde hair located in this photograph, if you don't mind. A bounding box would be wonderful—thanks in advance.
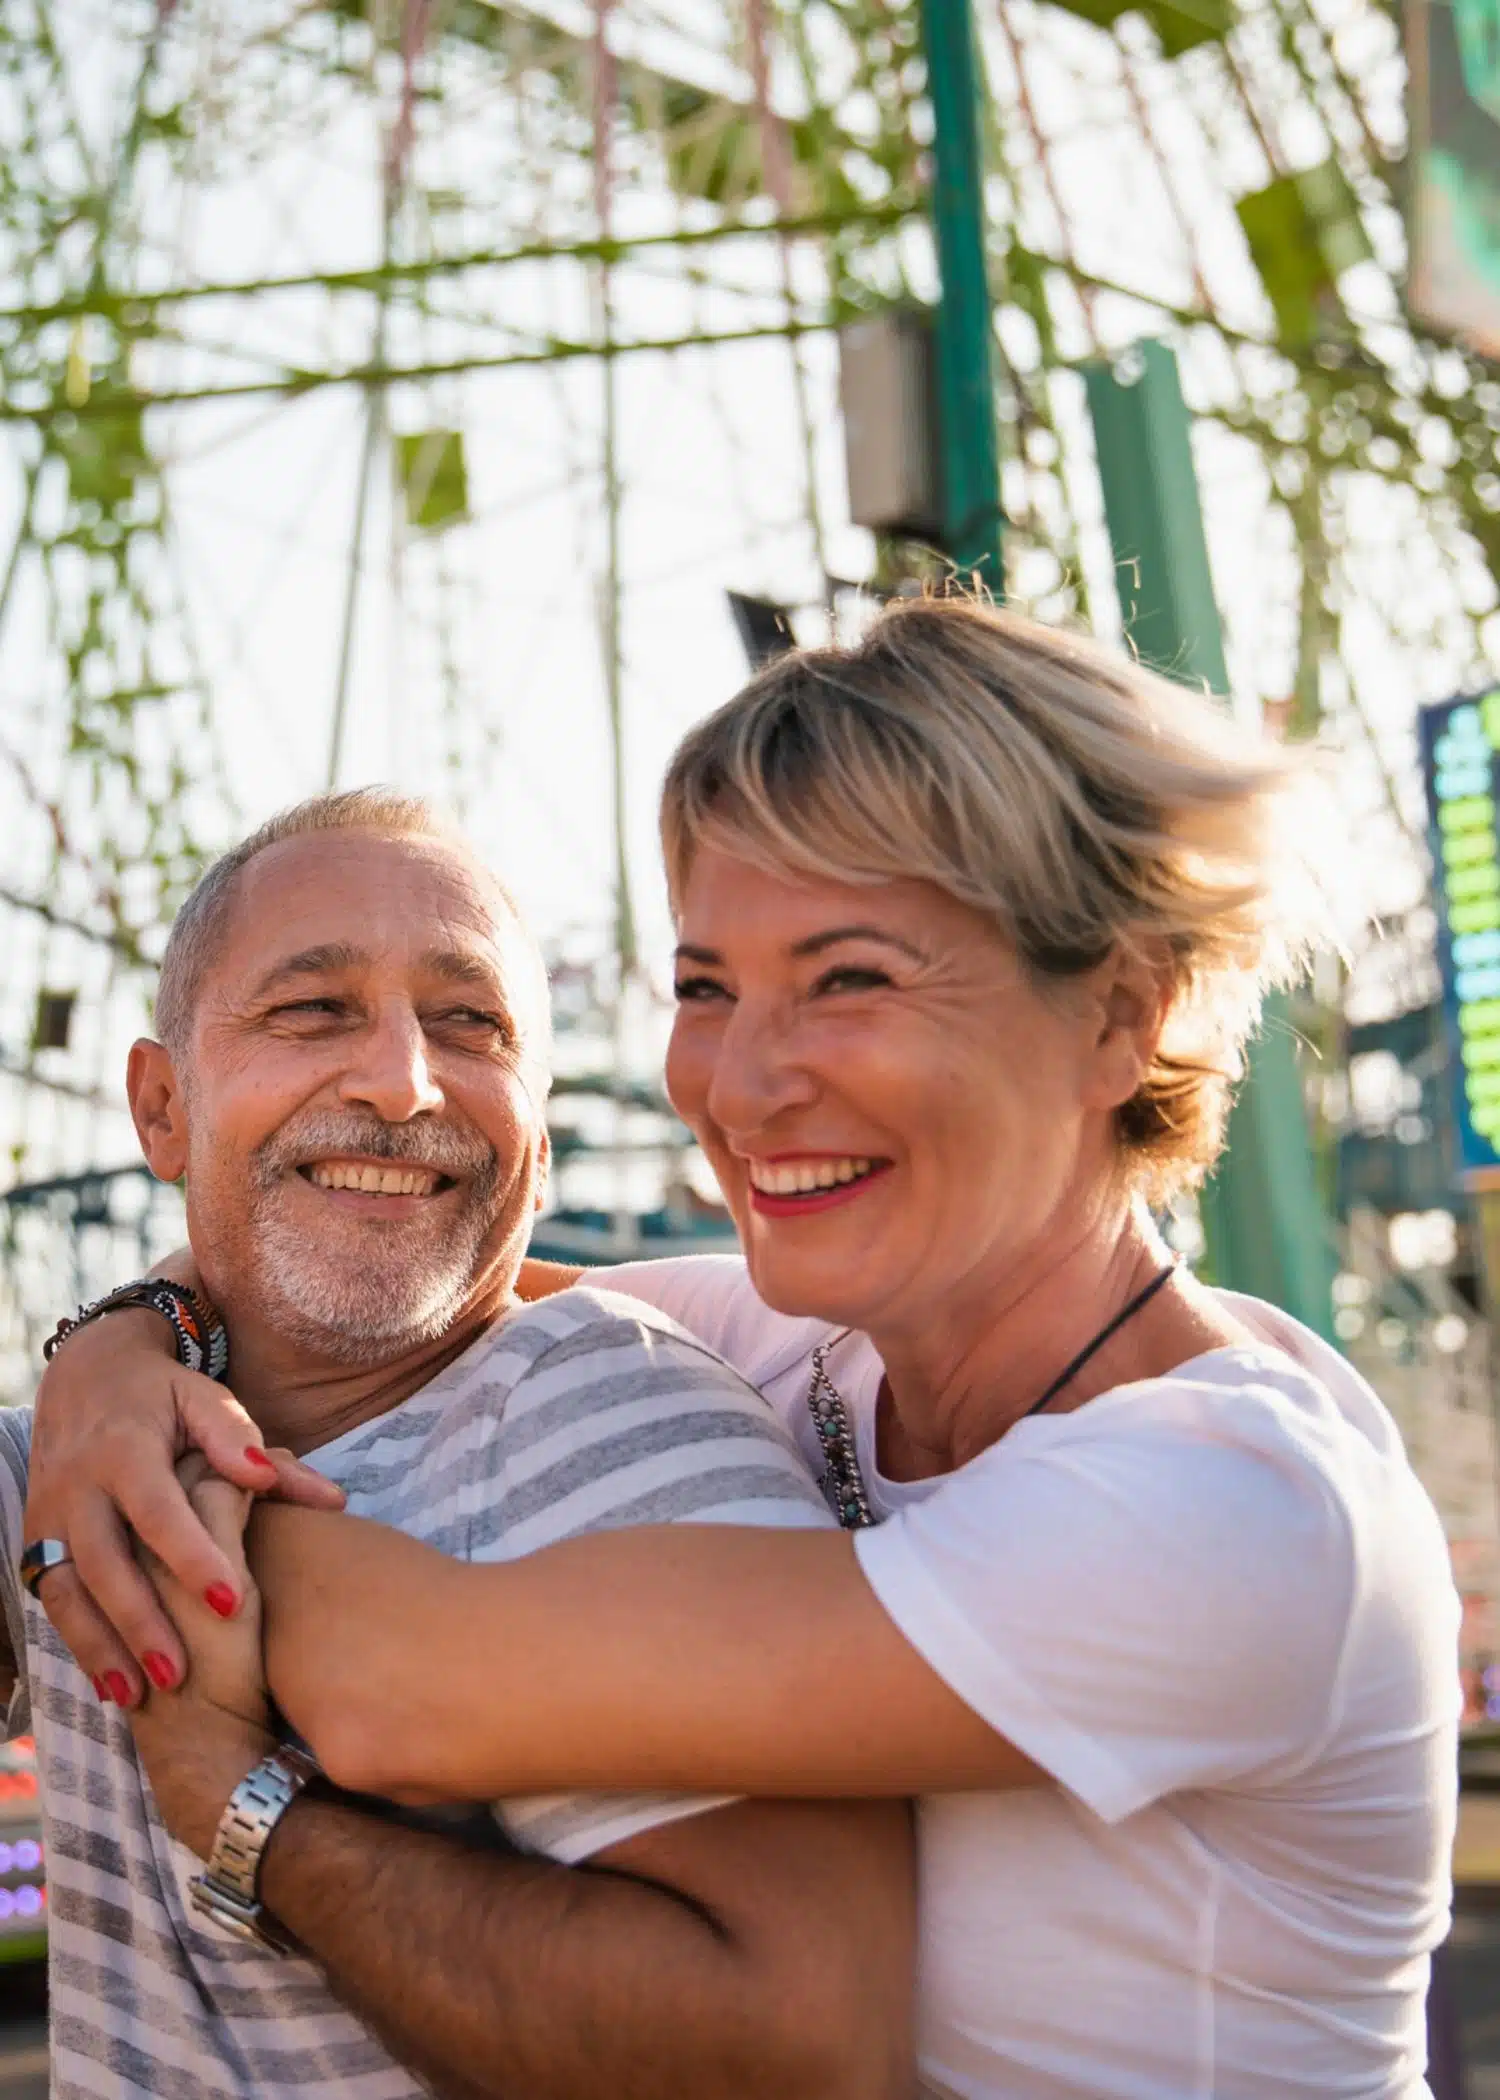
[661,594,1341,1199]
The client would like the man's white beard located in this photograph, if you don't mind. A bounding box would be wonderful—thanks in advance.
[237,1106,509,1366]
[247,1202,495,1366]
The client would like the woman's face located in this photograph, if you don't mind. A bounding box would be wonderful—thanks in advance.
[666,842,1157,1337]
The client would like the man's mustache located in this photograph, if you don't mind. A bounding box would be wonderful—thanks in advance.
[251,1109,499,1191]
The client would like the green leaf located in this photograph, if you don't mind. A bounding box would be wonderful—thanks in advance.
[1042,0,1232,57]
[395,429,469,533]
[1237,161,1370,347]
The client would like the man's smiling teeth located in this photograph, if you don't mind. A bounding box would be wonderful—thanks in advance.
[748,1158,875,1196]
[306,1162,440,1196]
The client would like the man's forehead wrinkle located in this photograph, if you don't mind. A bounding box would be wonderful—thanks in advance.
[194,823,548,1055]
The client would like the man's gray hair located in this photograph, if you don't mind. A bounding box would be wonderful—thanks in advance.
[154,788,552,1081]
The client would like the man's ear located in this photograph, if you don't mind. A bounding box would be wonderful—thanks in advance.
[127,1038,190,1183]
[1085,944,1172,1112]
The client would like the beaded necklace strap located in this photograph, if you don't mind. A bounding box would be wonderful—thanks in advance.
[807,1336,874,1531]
[804,1264,1179,1532]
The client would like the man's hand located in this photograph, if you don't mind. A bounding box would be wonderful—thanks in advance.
[127,1459,275,1858]
[26,1302,343,1707]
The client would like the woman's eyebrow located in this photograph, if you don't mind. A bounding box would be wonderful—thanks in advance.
[788,925,924,961]
[674,928,924,965]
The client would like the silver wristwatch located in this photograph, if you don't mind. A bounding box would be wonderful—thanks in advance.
[188,1744,320,1953]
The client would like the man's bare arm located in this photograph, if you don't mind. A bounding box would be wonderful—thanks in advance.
[131,1472,915,2100]
[257,1792,914,2100]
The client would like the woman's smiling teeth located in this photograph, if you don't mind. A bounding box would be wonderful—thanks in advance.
[748,1157,877,1196]
[303,1162,442,1197]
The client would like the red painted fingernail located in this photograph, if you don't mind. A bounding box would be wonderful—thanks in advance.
[103,1671,130,1706]
[91,1676,108,1702]
[243,1446,275,1471]
[143,1652,177,1691]
[205,1583,237,1619]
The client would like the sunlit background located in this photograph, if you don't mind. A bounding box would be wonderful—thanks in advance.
[3,0,1500,1756]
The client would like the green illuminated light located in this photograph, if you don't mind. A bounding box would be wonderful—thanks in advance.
[1431,704,1500,1161]
[1445,828,1498,866]
[1448,863,1500,899]
[1439,794,1496,831]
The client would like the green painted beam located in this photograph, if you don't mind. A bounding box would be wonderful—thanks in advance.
[921,0,1004,583]
[1084,339,1337,1342]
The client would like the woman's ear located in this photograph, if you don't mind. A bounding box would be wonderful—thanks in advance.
[1085,945,1172,1111]
[127,1038,191,1183]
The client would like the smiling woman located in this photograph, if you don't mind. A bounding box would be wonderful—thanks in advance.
[29,598,1459,2100]
[660,595,1332,1204]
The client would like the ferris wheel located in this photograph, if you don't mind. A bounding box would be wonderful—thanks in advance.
[0,0,1496,1369]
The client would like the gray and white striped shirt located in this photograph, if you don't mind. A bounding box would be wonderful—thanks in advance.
[0,1286,832,2098]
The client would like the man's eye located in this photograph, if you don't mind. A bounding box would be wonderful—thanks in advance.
[437,1007,512,1037]
[673,976,731,1004]
[271,998,344,1018]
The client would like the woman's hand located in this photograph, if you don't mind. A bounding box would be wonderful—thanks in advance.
[128,1457,276,1859]
[142,1456,270,1729]
[25,1304,343,1706]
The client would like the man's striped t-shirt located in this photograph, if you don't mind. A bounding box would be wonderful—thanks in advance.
[0,1286,834,2099]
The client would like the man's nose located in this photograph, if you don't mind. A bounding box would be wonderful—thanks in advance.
[704,998,816,1137]
[337,1004,445,1123]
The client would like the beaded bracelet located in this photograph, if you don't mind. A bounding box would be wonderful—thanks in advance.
[43,1279,229,1382]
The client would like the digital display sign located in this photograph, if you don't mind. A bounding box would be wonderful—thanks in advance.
[1420,689,1500,1183]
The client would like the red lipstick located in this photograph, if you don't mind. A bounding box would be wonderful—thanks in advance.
[746,1161,893,1218]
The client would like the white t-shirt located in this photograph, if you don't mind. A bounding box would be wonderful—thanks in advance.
[597,1255,1462,2100]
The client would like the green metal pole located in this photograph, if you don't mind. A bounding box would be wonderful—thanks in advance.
[921,0,1003,585]
[1084,339,1337,1342]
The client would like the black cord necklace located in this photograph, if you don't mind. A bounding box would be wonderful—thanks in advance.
[807,1261,1180,1530]
[1023,1261,1179,1418]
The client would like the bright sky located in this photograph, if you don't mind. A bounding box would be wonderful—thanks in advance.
[0,0,1493,1199]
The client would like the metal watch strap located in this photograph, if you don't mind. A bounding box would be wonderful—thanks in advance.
[188,1745,320,1953]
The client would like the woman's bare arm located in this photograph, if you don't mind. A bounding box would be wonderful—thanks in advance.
[25,1255,339,1704]
[26,1256,577,1702]
[515,1258,585,1299]
[256,1506,1042,1801]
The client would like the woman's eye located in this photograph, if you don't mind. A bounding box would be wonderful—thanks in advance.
[812,966,892,995]
[673,975,731,1004]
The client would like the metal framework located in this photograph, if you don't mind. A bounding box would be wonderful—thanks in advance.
[0,0,1498,1388]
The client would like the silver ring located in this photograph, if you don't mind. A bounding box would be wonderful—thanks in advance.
[18,1539,72,1598]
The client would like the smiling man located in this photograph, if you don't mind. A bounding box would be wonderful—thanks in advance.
[0,790,913,2100]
